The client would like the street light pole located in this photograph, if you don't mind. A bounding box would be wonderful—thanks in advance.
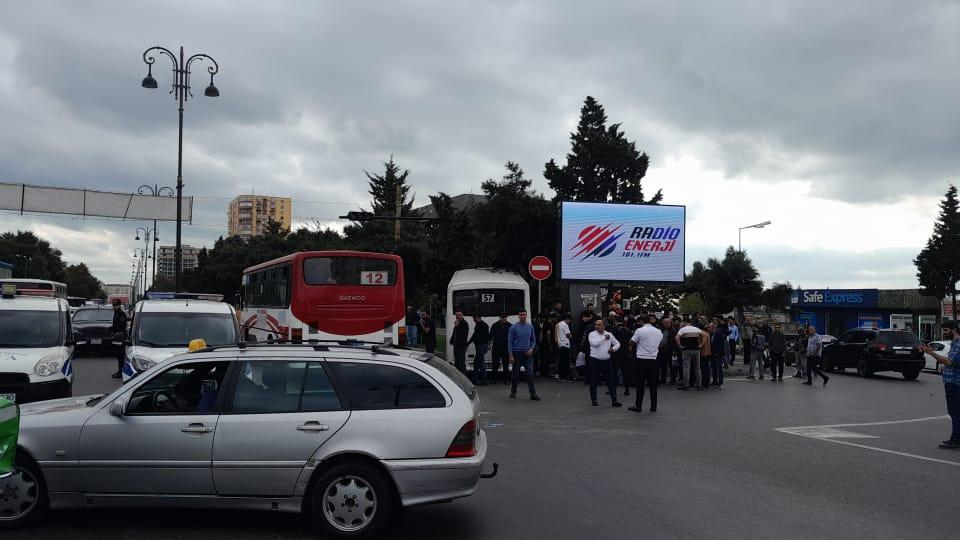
[141,46,220,291]
[738,220,772,252]
[137,184,174,287]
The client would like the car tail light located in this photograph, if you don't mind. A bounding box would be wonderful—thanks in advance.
[446,419,477,458]
[876,343,887,352]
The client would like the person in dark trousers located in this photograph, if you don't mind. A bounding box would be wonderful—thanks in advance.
[490,313,512,384]
[657,317,672,384]
[539,313,556,377]
[110,298,128,379]
[921,320,960,449]
[587,319,622,407]
[741,323,753,371]
[612,316,634,397]
[449,310,470,376]
[768,323,787,382]
[508,310,540,400]
[803,325,829,386]
[629,316,663,412]
[556,313,573,381]
[709,321,726,388]
[419,312,436,354]
[469,314,490,385]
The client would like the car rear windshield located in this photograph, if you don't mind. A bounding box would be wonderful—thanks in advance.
[303,257,397,286]
[74,309,113,322]
[0,310,61,347]
[419,353,476,400]
[135,312,238,347]
[880,331,920,346]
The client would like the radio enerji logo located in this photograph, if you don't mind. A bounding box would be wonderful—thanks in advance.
[571,224,681,261]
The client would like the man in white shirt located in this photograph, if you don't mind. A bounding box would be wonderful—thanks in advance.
[629,317,663,412]
[555,313,573,381]
[588,319,622,407]
[675,320,706,390]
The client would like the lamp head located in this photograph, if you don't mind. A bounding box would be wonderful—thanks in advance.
[204,83,219,97]
[141,74,158,89]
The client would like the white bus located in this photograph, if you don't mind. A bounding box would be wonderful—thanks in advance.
[445,268,531,365]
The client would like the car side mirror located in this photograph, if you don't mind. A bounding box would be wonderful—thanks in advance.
[109,400,126,417]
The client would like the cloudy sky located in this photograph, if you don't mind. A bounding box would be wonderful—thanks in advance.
[1,0,957,289]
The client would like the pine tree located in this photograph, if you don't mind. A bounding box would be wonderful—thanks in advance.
[915,184,960,320]
[544,96,661,204]
[365,155,415,216]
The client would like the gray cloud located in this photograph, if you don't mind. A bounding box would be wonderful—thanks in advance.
[0,0,952,285]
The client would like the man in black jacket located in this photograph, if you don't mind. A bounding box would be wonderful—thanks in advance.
[449,310,470,376]
[490,313,512,384]
[469,314,490,385]
[110,299,128,379]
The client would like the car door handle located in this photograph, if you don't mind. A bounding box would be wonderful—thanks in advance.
[181,423,214,434]
[297,421,330,432]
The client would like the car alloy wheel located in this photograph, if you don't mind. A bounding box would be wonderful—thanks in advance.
[322,475,378,533]
[0,467,38,522]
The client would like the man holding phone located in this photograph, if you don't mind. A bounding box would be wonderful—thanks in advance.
[921,320,960,450]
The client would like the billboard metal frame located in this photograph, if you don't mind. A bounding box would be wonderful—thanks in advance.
[556,201,687,285]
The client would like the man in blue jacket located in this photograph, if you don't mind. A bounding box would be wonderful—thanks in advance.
[508,310,540,401]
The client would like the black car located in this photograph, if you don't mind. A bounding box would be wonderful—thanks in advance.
[822,329,924,380]
[72,306,119,350]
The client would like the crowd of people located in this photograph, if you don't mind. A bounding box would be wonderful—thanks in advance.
[423,302,833,413]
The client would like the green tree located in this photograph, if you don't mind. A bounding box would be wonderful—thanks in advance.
[915,184,960,321]
[544,96,661,204]
[686,248,763,320]
[760,282,793,312]
[422,193,477,297]
[679,293,707,316]
[63,263,105,299]
[148,274,176,293]
[0,231,66,281]
[345,155,421,252]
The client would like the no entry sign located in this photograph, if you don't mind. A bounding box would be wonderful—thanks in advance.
[528,256,553,281]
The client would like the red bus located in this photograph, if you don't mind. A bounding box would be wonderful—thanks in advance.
[240,251,405,344]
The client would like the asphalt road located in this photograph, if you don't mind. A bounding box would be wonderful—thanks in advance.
[11,353,960,539]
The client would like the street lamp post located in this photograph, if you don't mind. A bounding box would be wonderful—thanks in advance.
[140,46,220,291]
[738,220,772,252]
[135,227,152,291]
[14,255,32,278]
[137,184,174,287]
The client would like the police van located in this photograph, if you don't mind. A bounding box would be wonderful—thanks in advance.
[122,293,240,382]
[0,281,75,403]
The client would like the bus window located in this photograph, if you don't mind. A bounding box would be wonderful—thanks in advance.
[453,289,525,317]
[303,257,397,286]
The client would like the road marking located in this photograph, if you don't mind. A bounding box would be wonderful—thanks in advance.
[776,416,960,467]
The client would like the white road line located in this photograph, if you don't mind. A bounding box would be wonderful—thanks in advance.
[775,416,960,467]
[779,415,948,430]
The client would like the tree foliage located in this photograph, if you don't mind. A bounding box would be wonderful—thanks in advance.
[544,96,661,204]
[679,292,707,316]
[684,247,763,320]
[0,231,67,281]
[63,263,105,299]
[915,184,960,320]
[760,282,793,311]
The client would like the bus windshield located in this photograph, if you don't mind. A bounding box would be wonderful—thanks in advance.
[136,312,238,347]
[303,257,397,286]
[0,310,61,347]
[452,289,525,317]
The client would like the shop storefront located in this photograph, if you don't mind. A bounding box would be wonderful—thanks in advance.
[790,288,941,341]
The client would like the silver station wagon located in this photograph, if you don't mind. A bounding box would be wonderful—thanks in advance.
[1,342,495,538]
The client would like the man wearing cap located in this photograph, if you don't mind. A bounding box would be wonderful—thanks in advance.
[921,320,960,450]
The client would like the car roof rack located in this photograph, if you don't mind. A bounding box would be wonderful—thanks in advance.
[195,339,401,356]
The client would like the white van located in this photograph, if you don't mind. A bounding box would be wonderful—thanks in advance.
[122,297,240,382]
[445,269,531,366]
[0,283,74,403]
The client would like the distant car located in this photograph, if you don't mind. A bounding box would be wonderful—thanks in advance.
[72,306,118,351]
[822,329,924,380]
[924,340,949,374]
[4,343,492,537]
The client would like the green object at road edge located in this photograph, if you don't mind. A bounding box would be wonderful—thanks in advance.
[0,396,18,478]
